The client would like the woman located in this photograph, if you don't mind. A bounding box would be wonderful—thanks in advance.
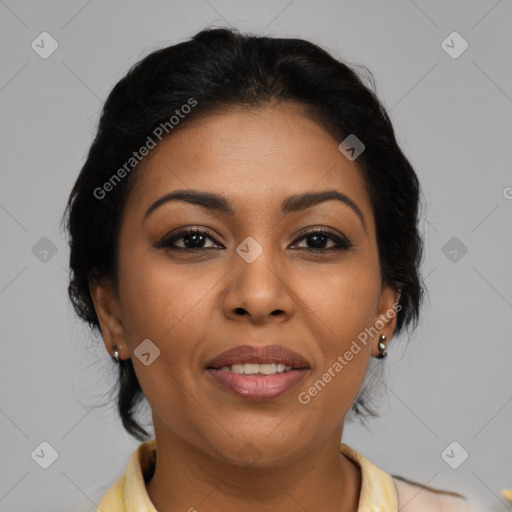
[62,27,487,511]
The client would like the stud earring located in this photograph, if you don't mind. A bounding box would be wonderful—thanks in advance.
[112,344,120,362]
[377,334,387,359]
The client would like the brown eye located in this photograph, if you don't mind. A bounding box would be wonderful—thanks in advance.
[154,228,353,253]
[292,229,353,251]
[155,228,222,251]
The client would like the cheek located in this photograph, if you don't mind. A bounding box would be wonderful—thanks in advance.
[118,244,219,343]
[115,246,211,386]
[297,257,381,339]
[116,252,216,433]
[295,261,380,409]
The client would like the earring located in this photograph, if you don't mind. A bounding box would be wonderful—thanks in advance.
[112,344,120,362]
[377,334,387,359]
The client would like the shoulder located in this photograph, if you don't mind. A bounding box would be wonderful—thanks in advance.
[96,439,158,512]
[339,442,488,511]
[392,475,484,512]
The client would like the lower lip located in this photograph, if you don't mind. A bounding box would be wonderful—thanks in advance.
[206,368,309,400]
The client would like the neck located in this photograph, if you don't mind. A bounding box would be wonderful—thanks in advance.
[145,422,361,512]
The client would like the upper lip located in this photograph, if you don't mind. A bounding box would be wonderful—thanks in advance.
[207,344,310,369]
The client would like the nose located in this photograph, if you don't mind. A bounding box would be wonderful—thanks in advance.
[221,245,296,324]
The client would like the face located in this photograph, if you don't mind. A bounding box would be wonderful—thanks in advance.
[91,101,399,466]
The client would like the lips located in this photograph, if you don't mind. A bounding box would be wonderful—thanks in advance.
[206,344,310,369]
[207,367,309,400]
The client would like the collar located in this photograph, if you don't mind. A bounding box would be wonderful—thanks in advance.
[340,442,398,511]
[97,439,398,511]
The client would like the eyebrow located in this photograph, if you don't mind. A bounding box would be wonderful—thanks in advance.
[144,189,366,231]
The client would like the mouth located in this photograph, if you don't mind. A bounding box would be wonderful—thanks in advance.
[206,344,310,370]
[206,344,310,400]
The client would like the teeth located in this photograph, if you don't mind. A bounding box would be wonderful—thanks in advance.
[219,363,294,375]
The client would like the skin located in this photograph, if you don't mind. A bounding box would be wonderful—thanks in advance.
[90,101,400,512]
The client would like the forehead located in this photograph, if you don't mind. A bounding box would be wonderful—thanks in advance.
[124,101,374,226]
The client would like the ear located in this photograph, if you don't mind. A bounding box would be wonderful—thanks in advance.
[89,276,129,361]
[371,283,401,357]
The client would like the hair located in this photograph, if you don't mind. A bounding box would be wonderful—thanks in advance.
[61,27,425,443]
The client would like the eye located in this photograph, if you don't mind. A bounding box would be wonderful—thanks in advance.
[155,227,353,253]
[154,228,222,251]
[291,229,353,252]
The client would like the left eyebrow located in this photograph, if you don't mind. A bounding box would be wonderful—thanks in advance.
[144,189,366,232]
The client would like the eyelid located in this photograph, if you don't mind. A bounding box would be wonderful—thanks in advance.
[155,225,353,251]
[153,227,223,249]
[293,226,351,242]
[291,227,354,250]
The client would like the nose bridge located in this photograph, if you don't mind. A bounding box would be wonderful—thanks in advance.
[231,211,280,267]
[235,233,282,292]
[223,231,294,320]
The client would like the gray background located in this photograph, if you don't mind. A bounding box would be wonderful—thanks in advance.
[1,1,511,511]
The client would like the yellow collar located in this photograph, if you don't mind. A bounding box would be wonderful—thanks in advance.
[97,439,399,511]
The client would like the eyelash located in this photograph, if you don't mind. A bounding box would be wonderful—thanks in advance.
[155,227,354,253]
